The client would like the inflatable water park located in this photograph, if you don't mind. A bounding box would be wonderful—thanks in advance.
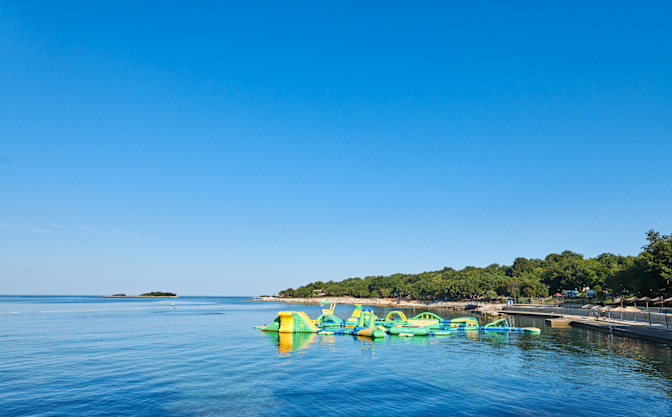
[254,302,540,338]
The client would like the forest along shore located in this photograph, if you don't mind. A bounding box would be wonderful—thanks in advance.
[250,296,503,311]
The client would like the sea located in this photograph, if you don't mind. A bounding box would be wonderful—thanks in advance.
[1,295,671,416]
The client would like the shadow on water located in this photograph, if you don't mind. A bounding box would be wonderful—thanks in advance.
[388,335,435,345]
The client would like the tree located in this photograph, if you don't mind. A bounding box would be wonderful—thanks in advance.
[281,230,664,299]
[592,284,603,300]
[509,258,537,277]
[642,229,672,284]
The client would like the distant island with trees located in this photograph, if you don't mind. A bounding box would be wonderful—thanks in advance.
[109,292,177,297]
[139,292,177,297]
[281,229,672,300]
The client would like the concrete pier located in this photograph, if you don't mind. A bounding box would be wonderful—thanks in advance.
[546,318,573,327]
[569,319,672,344]
[504,308,672,344]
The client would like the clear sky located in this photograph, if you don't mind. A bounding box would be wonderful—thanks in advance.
[1,1,670,296]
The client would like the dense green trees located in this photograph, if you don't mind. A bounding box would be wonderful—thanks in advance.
[139,292,177,297]
[642,230,672,284]
[280,230,672,299]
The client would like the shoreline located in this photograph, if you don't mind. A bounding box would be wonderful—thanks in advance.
[250,296,502,311]
[104,295,179,298]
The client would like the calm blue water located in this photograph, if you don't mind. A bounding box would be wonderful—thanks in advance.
[1,296,671,416]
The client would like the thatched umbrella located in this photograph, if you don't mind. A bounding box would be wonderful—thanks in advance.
[612,297,626,308]
[639,296,652,309]
[626,306,641,323]
[600,306,614,320]
[612,306,627,322]
[639,297,655,326]
[663,298,672,329]
[627,296,639,308]
[652,296,665,307]
[581,304,594,318]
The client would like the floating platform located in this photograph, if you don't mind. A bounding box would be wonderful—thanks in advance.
[389,317,540,335]
[546,318,573,328]
[376,312,478,329]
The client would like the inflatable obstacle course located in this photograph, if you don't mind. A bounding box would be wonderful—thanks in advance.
[389,327,456,337]
[386,313,544,337]
[378,311,478,329]
[314,313,344,329]
[407,312,443,327]
[389,325,429,336]
[320,308,386,338]
[255,304,540,340]
[353,309,387,338]
[319,302,336,315]
[482,318,541,334]
[389,317,540,336]
[375,311,407,327]
[345,304,377,325]
[259,317,280,332]
[446,317,479,328]
[261,311,319,333]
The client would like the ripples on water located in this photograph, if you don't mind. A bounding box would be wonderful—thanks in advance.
[1,296,671,416]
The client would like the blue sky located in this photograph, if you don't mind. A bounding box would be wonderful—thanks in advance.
[1,1,670,296]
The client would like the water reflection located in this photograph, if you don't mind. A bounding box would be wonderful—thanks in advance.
[355,336,381,357]
[388,335,433,345]
[476,331,510,345]
[317,333,336,347]
[5,297,672,416]
[261,304,672,394]
[262,331,317,354]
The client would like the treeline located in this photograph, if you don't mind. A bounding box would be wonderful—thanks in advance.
[139,292,176,297]
[280,230,672,300]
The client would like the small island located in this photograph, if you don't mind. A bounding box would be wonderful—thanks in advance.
[138,292,177,297]
[112,294,126,297]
